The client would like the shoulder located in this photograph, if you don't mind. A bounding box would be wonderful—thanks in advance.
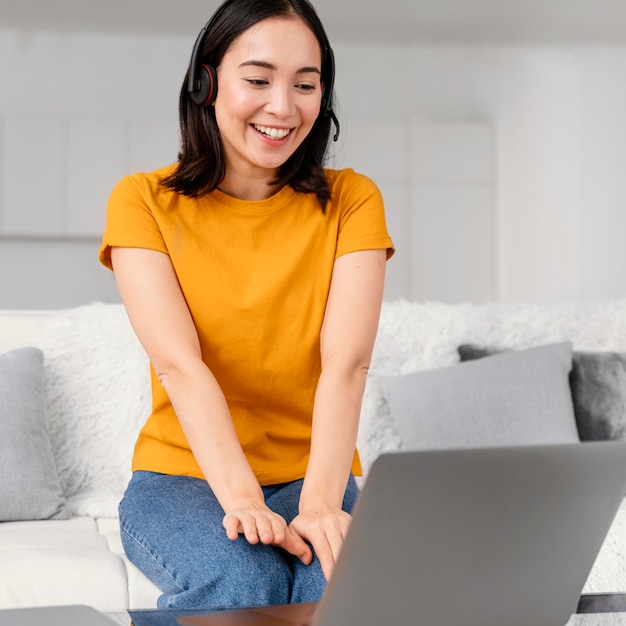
[323,169,394,259]
[107,165,189,218]
[110,164,177,201]
[323,168,384,214]
[324,168,381,196]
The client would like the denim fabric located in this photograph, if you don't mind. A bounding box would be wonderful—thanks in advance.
[119,471,359,610]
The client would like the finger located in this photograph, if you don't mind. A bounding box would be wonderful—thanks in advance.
[222,513,242,541]
[309,520,349,581]
[293,524,334,580]
[310,535,334,582]
[254,513,277,545]
[239,514,261,544]
[277,527,313,564]
[224,512,260,544]
[326,520,349,564]
[268,515,287,545]
[321,512,351,558]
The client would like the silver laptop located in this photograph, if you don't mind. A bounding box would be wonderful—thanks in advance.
[178,440,626,626]
[315,441,626,626]
[158,442,626,626]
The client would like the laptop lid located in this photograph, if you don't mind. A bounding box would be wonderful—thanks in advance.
[178,441,626,626]
[314,441,626,626]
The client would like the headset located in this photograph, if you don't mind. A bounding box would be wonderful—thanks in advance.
[186,2,340,141]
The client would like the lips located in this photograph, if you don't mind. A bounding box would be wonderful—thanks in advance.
[253,124,292,140]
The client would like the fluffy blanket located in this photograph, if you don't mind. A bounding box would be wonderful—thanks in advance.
[39,302,151,518]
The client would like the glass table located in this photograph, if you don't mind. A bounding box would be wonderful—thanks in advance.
[103,595,626,626]
[107,607,229,626]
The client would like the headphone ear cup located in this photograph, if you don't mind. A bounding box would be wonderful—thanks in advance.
[190,63,218,106]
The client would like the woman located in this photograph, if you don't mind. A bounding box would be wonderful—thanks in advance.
[99,0,394,610]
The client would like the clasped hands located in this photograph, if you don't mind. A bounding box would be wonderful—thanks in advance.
[222,501,351,581]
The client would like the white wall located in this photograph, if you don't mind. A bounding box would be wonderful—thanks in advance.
[333,44,626,303]
[1,29,625,307]
[0,30,187,308]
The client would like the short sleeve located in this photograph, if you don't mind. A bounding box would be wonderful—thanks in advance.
[98,174,169,271]
[332,170,395,260]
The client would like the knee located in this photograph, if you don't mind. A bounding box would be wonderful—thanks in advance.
[120,524,184,595]
[291,556,326,603]
[160,542,293,609]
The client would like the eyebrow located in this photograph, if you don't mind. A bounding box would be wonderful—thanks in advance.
[238,60,321,75]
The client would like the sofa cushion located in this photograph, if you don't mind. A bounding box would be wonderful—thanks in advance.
[459,344,626,441]
[0,310,49,354]
[0,347,70,521]
[380,342,580,451]
[0,517,128,610]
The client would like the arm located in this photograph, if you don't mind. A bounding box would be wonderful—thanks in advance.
[290,248,387,580]
[110,247,311,560]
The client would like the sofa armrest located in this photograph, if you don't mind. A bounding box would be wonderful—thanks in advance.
[0,310,53,354]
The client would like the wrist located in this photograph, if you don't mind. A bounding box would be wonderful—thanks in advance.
[299,486,343,514]
[213,480,265,513]
[300,466,353,510]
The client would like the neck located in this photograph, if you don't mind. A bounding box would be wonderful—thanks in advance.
[218,169,281,201]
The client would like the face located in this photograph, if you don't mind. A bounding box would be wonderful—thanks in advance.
[213,16,323,181]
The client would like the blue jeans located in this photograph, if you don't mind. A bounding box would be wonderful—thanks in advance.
[119,471,359,610]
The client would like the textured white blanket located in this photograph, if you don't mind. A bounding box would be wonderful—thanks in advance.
[39,302,151,518]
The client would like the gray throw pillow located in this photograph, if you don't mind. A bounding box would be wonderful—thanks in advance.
[380,343,580,451]
[0,347,70,520]
[459,344,626,441]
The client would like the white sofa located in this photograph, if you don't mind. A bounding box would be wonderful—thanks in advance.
[0,299,625,612]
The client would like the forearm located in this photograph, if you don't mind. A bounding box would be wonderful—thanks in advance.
[110,247,261,509]
[300,360,367,511]
[159,358,264,511]
[300,250,386,512]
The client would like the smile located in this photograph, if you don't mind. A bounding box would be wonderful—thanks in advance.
[253,124,292,140]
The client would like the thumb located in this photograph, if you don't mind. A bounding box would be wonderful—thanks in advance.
[281,527,313,565]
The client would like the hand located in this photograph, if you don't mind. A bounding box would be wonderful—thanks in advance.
[289,506,352,581]
[222,502,312,564]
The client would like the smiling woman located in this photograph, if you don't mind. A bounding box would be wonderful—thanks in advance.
[98,0,394,613]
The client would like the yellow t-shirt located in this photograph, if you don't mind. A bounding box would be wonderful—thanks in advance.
[99,166,394,486]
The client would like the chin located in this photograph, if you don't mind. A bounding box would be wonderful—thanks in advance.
[253,154,295,172]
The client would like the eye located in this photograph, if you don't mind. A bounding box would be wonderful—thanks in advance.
[296,83,317,92]
[245,78,269,87]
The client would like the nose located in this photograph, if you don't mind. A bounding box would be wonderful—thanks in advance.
[264,84,295,119]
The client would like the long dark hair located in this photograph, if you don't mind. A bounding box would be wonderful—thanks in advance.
[161,0,335,209]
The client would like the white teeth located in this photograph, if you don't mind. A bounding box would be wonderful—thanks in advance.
[254,124,290,139]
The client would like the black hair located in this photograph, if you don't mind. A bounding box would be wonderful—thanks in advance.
[161,0,334,210]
